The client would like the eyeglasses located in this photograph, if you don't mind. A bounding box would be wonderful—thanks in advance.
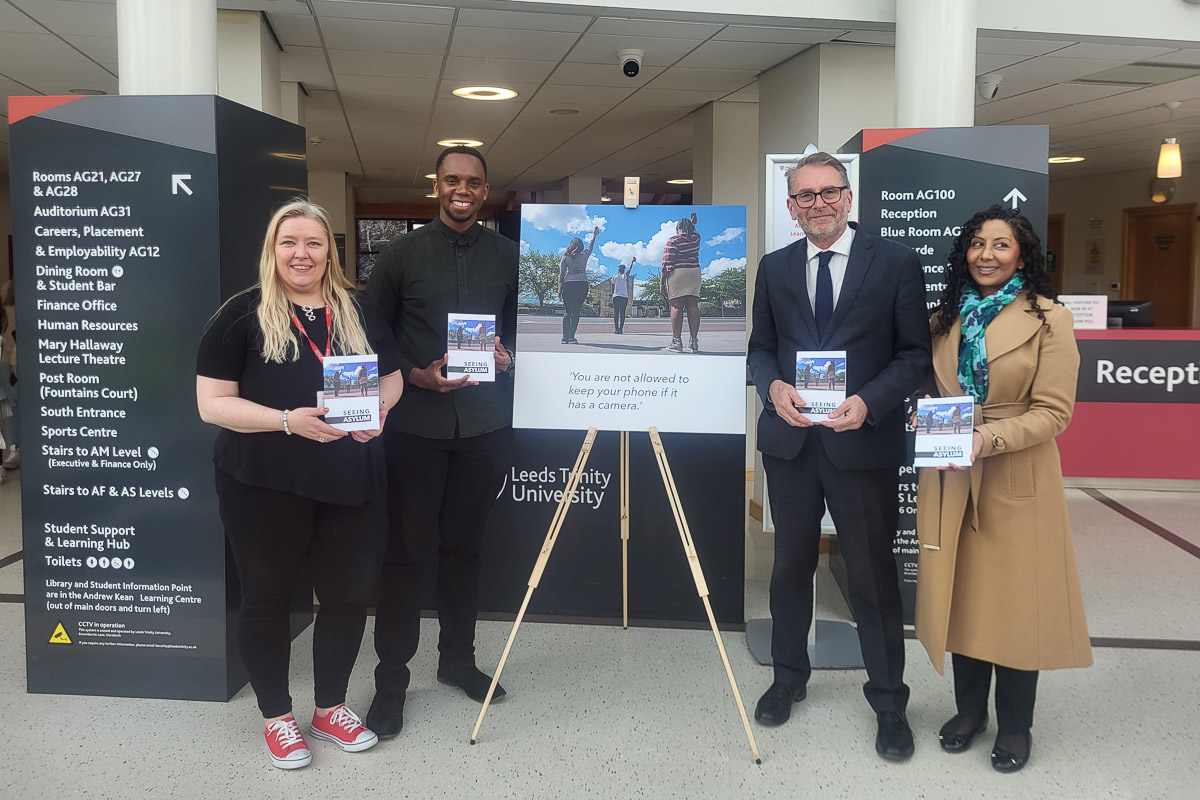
[789,185,848,207]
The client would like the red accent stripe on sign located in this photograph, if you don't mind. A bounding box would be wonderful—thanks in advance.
[862,128,933,152]
[8,95,85,124]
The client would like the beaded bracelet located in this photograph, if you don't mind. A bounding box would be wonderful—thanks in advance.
[281,409,292,435]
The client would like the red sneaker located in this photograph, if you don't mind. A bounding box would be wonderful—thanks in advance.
[265,717,312,770]
[310,704,378,752]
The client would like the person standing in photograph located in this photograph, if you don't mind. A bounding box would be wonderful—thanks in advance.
[747,151,931,761]
[558,226,599,344]
[365,146,518,740]
[915,206,1090,774]
[610,258,636,334]
[660,212,702,353]
[950,404,963,435]
[357,363,368,396]
[195,199,404,769]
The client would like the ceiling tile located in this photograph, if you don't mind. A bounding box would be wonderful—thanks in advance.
[676,41,807,71]
[9,0,116,36]
[998,56,1128,83]
[0,59,112,84]
[1144,49,1200,66]
[63,34,116,63]
[531,84,635,105]
[1053,43,1176,61]
[589,18,720,40]
[0,31,88,62]
[269,12,322,48]
[0,2,44,34]
[547,62,663,89]
[449,26,577,61]
[648,67,757,92]
[714,25,843,45]
[456,7,591,32]
[319,17,449,55]
[566,34,699,67]
[329,50,442,78]
[338,74,438,98]
[280,45,334,87]
[976,37,1074,57]
[22,75,118,95]
[311,0,454,24]
[620,87,727,109]
[977,53,1032,74]
[305,89,343,109]
[442,57,556,85]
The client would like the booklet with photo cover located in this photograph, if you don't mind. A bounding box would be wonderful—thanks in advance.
[446,312,496,382]
[319,354,380,431]
[794,350,847,417]
[914,396,975,468]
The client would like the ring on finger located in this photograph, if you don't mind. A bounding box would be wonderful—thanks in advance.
[318,436,326,443]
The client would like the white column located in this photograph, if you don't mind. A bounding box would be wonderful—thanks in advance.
[217,10,282,115]
[117,0,217,95]
[308,171,355,281]
[280,82,306,126]
[566,175,602,204]
[894,0,977,127]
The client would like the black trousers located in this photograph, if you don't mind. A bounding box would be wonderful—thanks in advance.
[612,296,628,331]
[952,653,1039,733]
[763,431,909,713]
[561,281,589,340]
[374,426,511,694]
[216,471,384,718]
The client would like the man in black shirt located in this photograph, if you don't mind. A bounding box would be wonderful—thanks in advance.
[365,147,518,738]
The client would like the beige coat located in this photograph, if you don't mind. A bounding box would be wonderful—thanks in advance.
[915,297,1092,674]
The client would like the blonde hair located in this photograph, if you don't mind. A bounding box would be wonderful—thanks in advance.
[256,199,373,363]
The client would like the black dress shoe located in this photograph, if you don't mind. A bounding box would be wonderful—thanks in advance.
[991,731,1032,773]
[365,692,404,739]
[753,682,806,726]
[436,664,506,704]
[876,711,915,761]
[938,714,988,753]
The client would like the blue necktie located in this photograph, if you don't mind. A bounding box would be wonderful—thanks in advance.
[815,250,833,341]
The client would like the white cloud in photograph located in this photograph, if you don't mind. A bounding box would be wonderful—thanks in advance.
[703,256,747,278]
[599,221,677,267]
[522,205,607,235]
[705,227,745,247]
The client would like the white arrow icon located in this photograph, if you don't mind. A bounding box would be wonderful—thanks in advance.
[172,174,193,196]
[1003,187,1027,208]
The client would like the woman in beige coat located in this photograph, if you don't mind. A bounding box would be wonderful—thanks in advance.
[915,206,1091,774]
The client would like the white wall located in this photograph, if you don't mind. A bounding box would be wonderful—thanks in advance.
[1050,158,1200,326]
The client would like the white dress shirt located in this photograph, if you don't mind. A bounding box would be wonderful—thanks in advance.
[805,225,856,314]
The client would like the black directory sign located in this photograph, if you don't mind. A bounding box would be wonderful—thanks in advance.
[9,95,306,699]
[838,126,1049,622]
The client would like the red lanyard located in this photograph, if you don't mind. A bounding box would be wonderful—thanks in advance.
[289,305,333,362]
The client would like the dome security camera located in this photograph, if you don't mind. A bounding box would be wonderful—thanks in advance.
[618,49,644,79]
[977,75,1002,101]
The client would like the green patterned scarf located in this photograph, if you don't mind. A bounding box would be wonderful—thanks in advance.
[957,273,1027,403]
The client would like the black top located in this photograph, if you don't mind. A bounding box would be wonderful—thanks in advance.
[366,216,519,439]
[196,287,401,506]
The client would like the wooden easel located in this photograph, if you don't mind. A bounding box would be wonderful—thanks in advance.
[469,426,761,764]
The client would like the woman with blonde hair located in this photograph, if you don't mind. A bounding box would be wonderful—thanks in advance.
[197,199,404,769]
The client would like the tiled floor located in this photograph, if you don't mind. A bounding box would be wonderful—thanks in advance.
[1,470,1197,799]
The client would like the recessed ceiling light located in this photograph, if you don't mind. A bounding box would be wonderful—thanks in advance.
[437,138,484,147]
[600,196,611,202]
[424,173,437,179]
[550,108,579,115]
[425,193,437,198]
[69,88,106,96]
[667,178,694,185]
[1048,156,1085,163]
[452,86,517,101]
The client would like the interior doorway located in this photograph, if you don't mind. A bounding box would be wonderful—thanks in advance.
[1122,204,1196,328]
[1046,213,1064,295]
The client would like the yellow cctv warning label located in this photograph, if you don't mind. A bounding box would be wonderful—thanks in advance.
[49,621,72,645]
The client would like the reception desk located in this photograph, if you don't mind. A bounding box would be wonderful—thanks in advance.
[1058,329,1200,480]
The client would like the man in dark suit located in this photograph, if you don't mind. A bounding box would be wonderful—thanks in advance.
[747,151,931,761]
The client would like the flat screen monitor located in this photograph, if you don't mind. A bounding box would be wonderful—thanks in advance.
[1107,300,1154,328]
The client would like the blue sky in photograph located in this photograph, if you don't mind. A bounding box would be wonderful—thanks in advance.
[519,204,747,298]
